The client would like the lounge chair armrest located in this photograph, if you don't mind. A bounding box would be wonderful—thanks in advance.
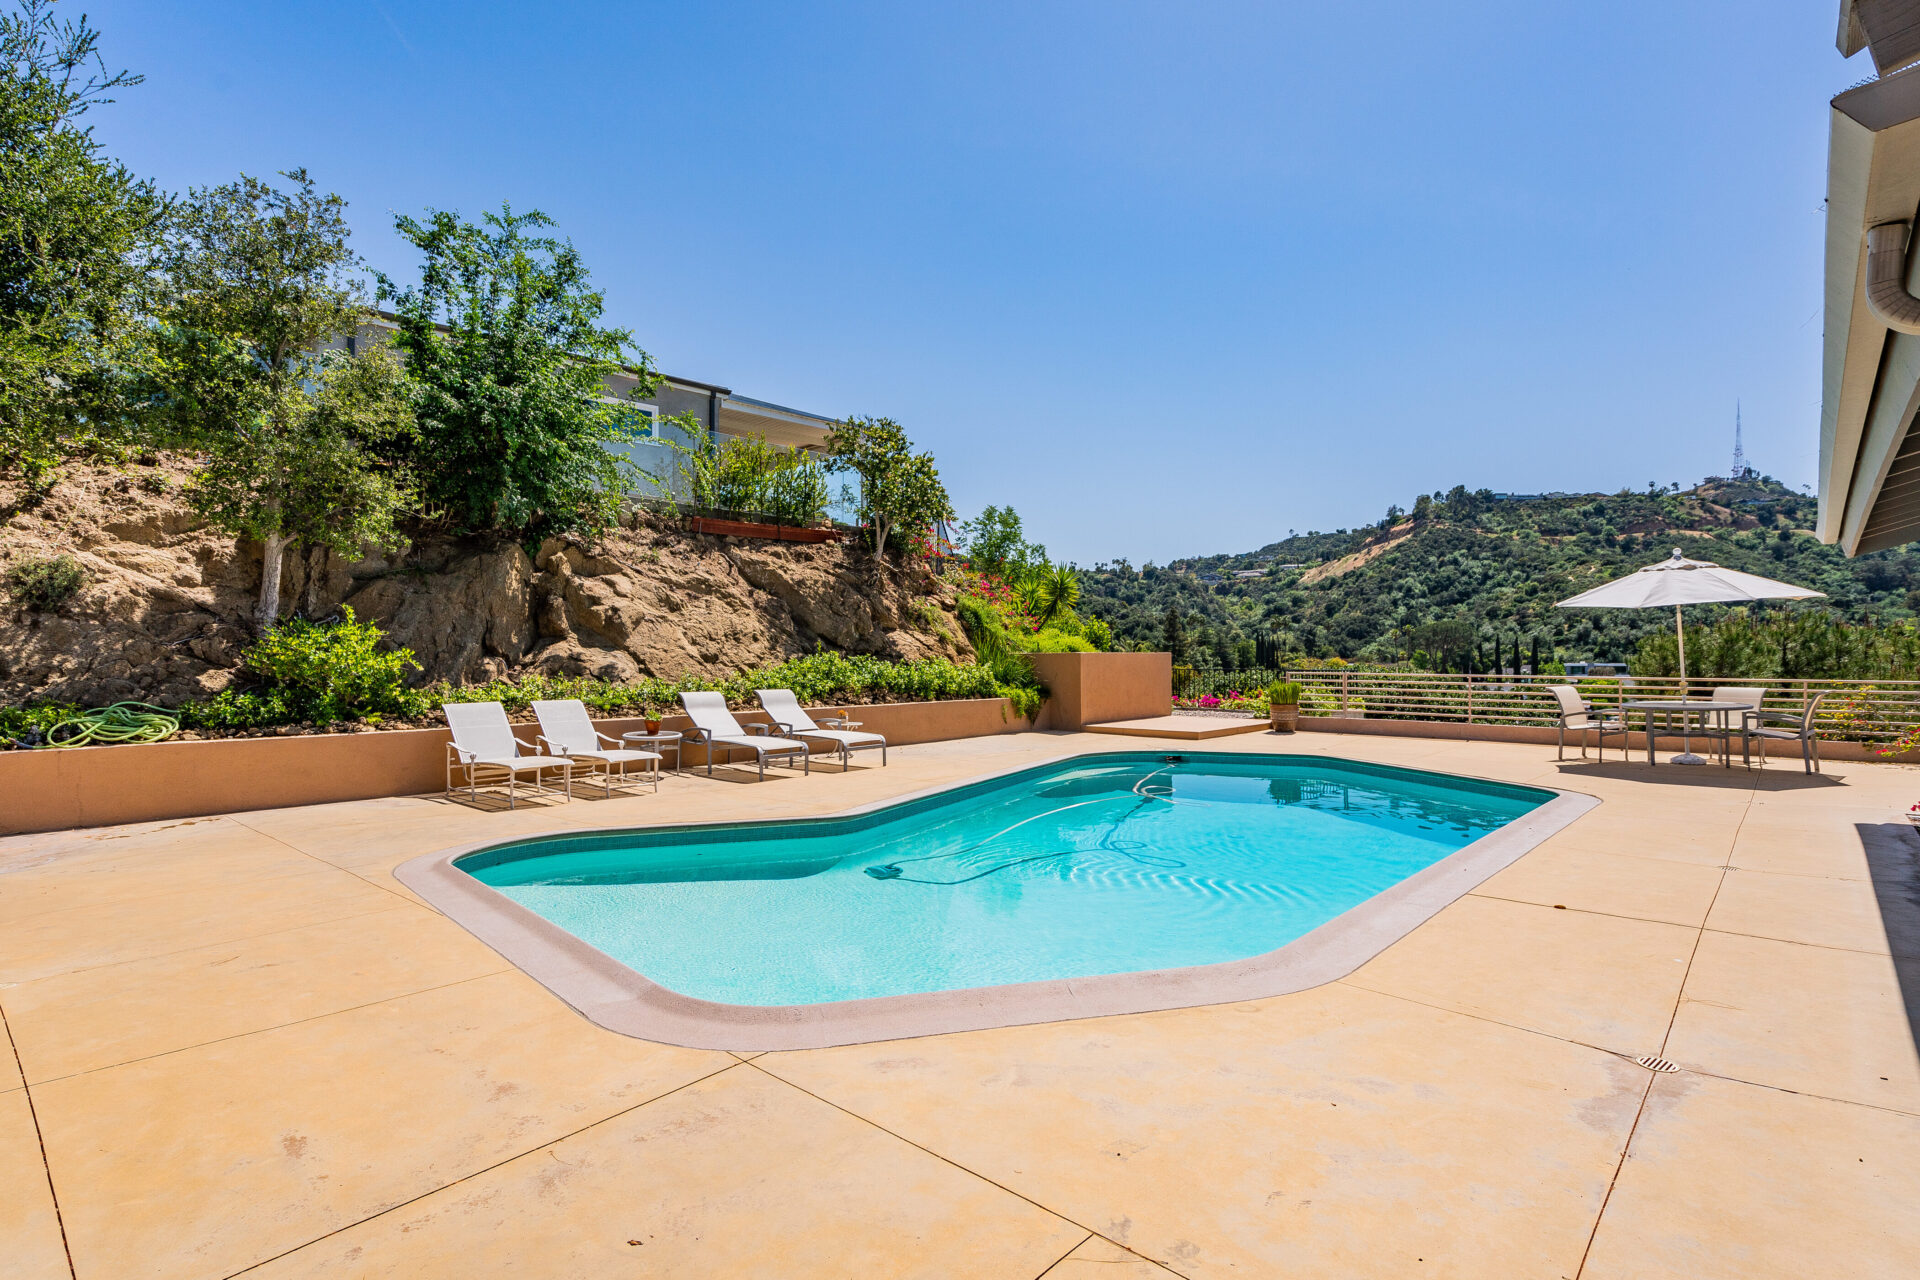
[745,723,772,736]
[447,742,480,764]
[535,735,568,756]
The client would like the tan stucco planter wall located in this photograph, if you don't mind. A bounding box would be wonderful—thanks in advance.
[0,697,1031,836]
[1026,651,1171,730]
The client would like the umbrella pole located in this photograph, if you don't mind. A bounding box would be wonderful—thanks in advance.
[1673,603,1705,764]
[1675,604,1687,684]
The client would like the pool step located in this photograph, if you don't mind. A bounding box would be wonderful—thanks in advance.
[1082,716,1273,741]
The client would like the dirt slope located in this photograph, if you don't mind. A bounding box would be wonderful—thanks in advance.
[0,458,971,707]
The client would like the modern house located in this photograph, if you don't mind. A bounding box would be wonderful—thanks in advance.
[337,312,838,501]
[1818,2,1920,553]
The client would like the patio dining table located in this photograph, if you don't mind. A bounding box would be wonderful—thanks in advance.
[1620,699,1752,766]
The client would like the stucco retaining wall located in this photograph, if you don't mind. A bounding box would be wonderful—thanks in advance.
[0,698,1031,836]
[1025,651,1171,730]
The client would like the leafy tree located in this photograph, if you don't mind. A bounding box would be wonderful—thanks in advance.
[0,0,164,482]
[1161,603,1188,663]
[377,204,655,539]
[152,171,414,627]
[960,504,1047,577]
[824,415,953,560]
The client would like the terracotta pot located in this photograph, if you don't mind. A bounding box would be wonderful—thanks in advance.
[644,718,662,734]
[1270,704,1300,733]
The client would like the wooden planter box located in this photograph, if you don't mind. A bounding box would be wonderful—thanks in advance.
[686,516,843,543]
[0,698,1031,836]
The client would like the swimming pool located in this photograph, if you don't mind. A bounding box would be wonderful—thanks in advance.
[404,752,1588,1047]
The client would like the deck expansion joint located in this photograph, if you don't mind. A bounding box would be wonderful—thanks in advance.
[0,997,77,1280]
[219,1058,748,1279]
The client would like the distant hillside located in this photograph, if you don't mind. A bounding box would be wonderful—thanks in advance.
[1077,477,1919,667]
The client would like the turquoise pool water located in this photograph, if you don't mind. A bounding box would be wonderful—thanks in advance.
[461,752,1550,1006]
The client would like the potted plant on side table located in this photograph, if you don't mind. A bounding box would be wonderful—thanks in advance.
[1269,680,1303,733]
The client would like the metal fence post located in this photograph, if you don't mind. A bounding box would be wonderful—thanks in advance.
[1340,671,1349,713]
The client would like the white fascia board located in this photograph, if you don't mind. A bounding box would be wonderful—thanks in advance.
[1819,77,1920,550]
[1821,108,1879,545]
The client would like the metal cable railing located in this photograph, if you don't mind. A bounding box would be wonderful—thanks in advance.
[1277,670,1920,746]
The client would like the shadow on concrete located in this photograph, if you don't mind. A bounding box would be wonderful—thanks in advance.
[1549,760,1847,791]
[1858,824,1920,1061]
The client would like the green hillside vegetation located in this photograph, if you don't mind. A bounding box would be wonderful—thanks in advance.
[1076,478,1920,672]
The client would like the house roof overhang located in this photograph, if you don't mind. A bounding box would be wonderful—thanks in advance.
[1818,67,1920,554]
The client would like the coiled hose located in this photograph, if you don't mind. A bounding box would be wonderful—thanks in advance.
[41,702,180,748]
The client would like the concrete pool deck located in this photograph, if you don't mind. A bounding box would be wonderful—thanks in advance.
[2,728,1918,1277]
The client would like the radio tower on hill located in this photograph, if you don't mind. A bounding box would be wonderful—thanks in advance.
[1731,402,1752,480]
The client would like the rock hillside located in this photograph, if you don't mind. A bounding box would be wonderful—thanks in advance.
[0,458,972,708]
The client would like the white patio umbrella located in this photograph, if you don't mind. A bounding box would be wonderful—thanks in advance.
[1556,548,1824,763]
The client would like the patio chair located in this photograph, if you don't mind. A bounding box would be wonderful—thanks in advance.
[443,702,572,808]
[1548,684,1628,761]
[531,699,662,796]
[1741,691,1829,773]
[757,689,887,768]
[1694,686,1767,766]
[678,691,810,779]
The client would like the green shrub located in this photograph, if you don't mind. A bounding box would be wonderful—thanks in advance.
[1269,680,1304,705]
[175,690,298,731]
[4,556,87,611]
[1082,616,1114,651]
[25,646,1047,738]
[421,650,1037,720]
[0,702,79,744]
[240,608,422,723]
[955,594,1016,664]
[1022,629,1095,653]
[653,427,831,525]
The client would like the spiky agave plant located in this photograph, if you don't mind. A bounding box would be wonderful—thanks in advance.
[1033,563,1080,628]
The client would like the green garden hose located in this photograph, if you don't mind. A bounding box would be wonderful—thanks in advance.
[42,702,180,748]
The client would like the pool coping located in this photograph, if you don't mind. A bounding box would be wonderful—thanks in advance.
[395,751,1600,1050]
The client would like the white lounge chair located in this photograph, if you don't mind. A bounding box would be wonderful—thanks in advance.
[532,699,662,796]
[678,691,810,779]
[757,689,887,768]
[443,702,572,807]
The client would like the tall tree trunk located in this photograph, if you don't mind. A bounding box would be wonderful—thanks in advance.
[256,530,289,630]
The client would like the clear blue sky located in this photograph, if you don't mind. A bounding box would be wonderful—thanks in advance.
[88,1,1854,564]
